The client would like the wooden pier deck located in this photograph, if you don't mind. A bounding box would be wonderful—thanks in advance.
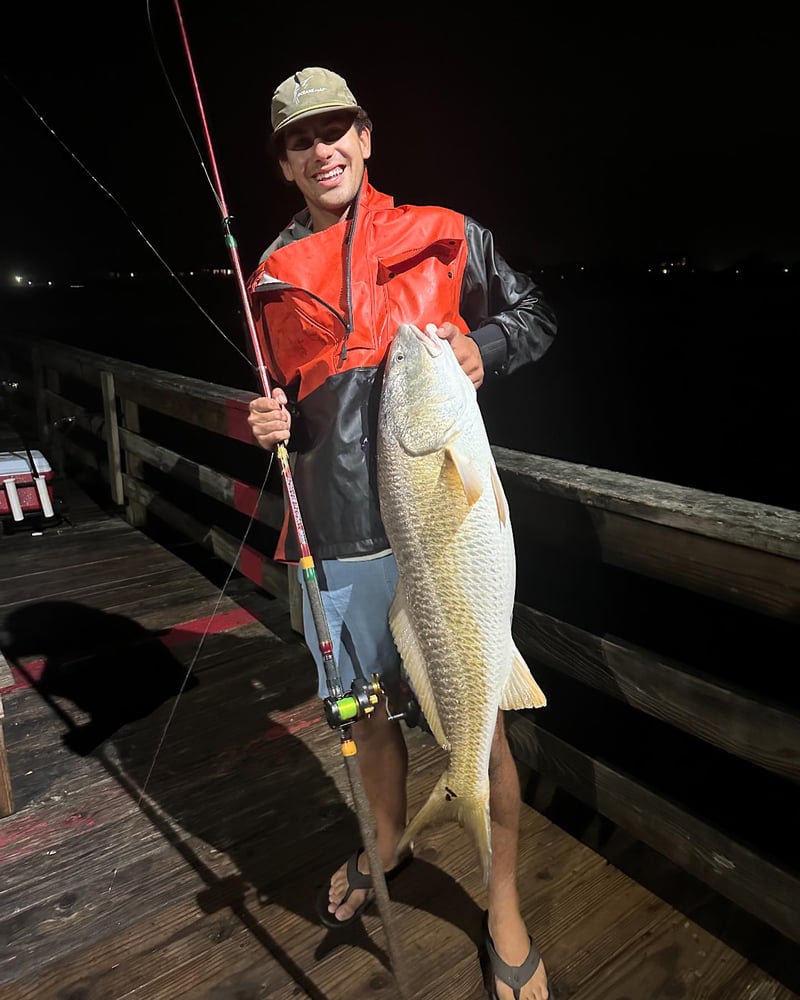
[1,475,798,1000]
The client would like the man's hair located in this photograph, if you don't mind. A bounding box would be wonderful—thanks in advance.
[271,108,373,161]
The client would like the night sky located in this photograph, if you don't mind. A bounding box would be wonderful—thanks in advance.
[3,6,798,284]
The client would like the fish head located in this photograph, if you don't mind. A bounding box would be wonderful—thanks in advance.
[380,323,476,457]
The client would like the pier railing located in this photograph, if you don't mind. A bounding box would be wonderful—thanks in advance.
[2,330,798,945]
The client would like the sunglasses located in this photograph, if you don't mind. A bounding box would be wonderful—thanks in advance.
[284,117,355,152]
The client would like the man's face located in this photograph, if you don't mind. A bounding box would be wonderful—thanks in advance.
[279,112,371,227]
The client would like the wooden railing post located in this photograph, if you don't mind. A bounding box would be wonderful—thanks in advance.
[120,398,146,527]
[100,371,124,506]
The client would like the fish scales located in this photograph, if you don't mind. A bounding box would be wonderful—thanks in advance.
[376,322,546,885]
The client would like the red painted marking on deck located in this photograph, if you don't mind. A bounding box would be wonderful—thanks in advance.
[0,817,49,849]
[0,608,258,694]
[1,658,46,694]
[63,812,97,829]
[264,717,318,741]
[159,607,257,646]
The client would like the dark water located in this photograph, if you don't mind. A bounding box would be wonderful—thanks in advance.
[3,265,796,511]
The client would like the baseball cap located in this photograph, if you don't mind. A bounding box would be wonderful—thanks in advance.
[271,67,362,135]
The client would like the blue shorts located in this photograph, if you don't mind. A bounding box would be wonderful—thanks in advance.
[297,552,402,700]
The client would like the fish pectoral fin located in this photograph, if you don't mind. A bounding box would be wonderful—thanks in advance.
[388,589,450,750]
[498,643,548,710]
[444,446,484,506]
[490,464,509,526]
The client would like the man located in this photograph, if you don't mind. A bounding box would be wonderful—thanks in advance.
[247,67,557,1000]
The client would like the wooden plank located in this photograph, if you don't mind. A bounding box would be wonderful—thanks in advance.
[121,397,146,527]
[507,715,800,944]
[501,486,799,621]
[494,446,800,559]
[513,603,800,782]
[100,370,124,505]
[0,543,195,610]
[113,372,254,443]
[123,475,288,600]
[118,426,284,530]
[597,508,800,621]
[709,964,800,1000]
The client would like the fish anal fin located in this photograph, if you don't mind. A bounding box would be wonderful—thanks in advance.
[389,589,449,749]
[444,446,483,506]
[499,643,548,710]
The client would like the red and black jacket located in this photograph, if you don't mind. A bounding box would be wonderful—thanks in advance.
[247,173,556,562]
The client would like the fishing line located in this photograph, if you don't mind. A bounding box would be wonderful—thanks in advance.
[2,20,279,814]
[144,0,223,219]
[127,460,270,815]
[1,68,252,368]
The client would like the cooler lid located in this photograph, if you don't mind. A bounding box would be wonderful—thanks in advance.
[0,450,52,476]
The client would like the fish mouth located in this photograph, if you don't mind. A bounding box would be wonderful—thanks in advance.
[419,324,445,357]
[388,324,443,371]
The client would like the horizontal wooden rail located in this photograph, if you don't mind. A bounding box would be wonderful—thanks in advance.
[493,447,800,560]
[117,428,284,531]
[513,604,800,783]
[122,477,289,601]
[495,450,800,623]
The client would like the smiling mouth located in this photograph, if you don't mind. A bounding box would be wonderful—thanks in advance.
[315,165,344,183]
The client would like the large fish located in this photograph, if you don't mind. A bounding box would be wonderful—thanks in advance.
[377,322,547,885]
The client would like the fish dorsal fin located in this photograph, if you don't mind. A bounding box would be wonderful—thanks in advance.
[498,642,548,710]
[444,446,484,506]
[388,588,449,750]
[490,463,508,525]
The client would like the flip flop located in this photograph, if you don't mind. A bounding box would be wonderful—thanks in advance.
[316,850,375,929]
[482,910,552,999]
[315,849,412,930]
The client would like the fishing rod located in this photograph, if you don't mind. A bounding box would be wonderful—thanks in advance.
[170,4,410,994]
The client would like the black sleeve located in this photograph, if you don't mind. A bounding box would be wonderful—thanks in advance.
[460,216,557,376]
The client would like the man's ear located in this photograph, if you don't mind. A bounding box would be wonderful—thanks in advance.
[279,158,295,183]
[360,127,372,160]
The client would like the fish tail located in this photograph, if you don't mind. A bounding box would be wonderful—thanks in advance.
[397,771,492,886]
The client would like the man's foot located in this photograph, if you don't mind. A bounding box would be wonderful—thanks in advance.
[483,910,551,1000]
[316,849,412,929]
[316,851,374,928]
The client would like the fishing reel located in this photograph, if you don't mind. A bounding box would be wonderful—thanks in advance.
[323,673,425,732]
[323,673,384,729]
